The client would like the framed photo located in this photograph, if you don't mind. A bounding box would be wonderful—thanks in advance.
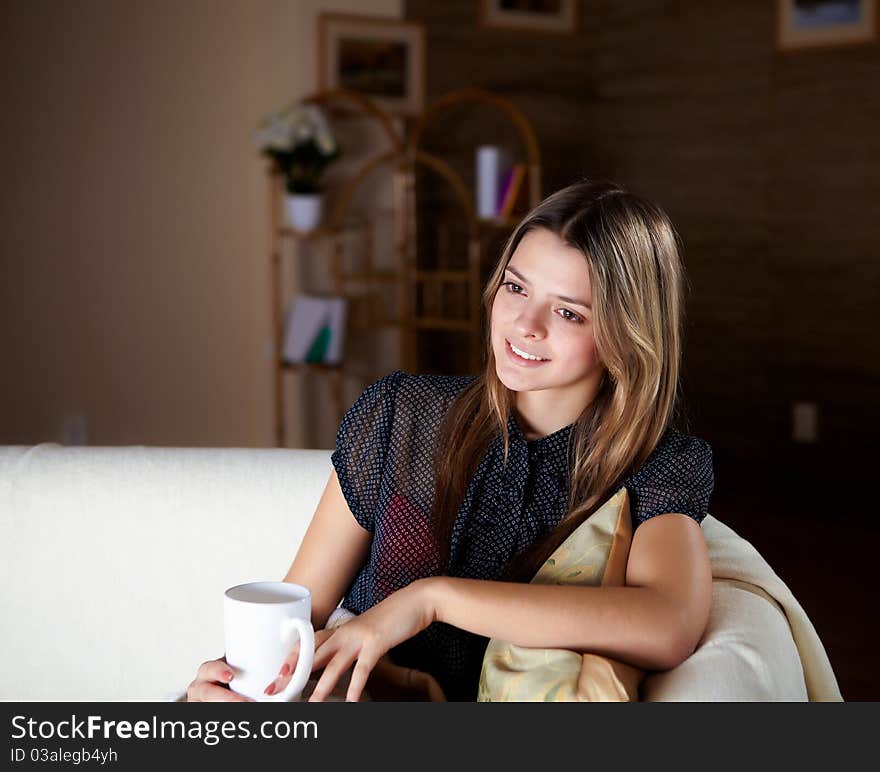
[317,13,426,117]
[777,0,877,50]
[480,0,579,34]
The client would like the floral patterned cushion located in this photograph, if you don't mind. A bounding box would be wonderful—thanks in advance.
[477,487,644,701]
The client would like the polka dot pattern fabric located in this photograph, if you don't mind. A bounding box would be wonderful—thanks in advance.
[330,370,714,701]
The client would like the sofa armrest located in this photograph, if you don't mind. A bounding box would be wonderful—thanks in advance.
[642,578,808,701]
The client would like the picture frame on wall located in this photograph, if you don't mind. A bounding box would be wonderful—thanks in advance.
[776,0,877,50]
[480,0,579,34]
[317,13,426,117]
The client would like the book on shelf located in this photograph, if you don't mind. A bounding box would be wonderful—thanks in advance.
[498,163,526,219]
[282,294,348,365]
[497,165,516,212]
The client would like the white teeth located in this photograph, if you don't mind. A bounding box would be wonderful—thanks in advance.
[509,341,547,361]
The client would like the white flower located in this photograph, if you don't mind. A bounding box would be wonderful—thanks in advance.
[255,109,293,151]
[256,102,339,157]
[316,130,336,156]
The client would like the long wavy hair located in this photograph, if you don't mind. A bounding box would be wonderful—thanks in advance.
[430,178,690,581]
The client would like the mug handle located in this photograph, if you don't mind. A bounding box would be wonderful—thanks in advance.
[275,618,315,702]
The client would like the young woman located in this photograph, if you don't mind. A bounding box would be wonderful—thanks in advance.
[187,179,714,703]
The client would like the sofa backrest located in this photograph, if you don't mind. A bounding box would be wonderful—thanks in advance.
[0,444,331,700]
[1,443,834,701]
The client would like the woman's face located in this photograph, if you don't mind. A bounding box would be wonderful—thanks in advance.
[490,228,605,402]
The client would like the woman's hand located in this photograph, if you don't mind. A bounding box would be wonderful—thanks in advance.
[186,658,252,702]
[268,579,437,703]
[311,579,437,702]
[187,629,336,702]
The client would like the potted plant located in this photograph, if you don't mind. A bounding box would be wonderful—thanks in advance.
[256,101,341,232]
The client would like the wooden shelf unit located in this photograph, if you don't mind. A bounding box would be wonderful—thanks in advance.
[269,87,542,447]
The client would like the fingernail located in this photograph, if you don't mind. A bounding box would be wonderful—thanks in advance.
[223,670,234,682]
[264,682,276,696]
[279,663,290,677]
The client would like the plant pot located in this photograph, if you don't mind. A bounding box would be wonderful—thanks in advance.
[285,193,323,232]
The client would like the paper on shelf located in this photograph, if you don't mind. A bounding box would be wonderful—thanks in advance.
[283,294,348,365]
[324,296,347,365]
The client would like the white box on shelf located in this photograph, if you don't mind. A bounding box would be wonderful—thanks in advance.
[475,145,512,219]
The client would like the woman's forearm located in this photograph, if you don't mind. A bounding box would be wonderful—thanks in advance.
[422,577,694,671]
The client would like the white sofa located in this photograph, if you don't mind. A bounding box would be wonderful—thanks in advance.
[0,443,841,702]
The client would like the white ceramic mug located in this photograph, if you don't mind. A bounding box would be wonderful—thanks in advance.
[223,581,316,702]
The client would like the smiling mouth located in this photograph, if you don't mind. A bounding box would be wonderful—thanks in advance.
[506,339,550,363]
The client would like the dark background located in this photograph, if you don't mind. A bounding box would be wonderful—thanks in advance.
[406,0,879,700]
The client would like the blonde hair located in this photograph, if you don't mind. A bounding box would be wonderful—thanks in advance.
[431,179,689,579]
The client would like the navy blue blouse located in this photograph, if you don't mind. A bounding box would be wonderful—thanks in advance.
[331,370,714,701]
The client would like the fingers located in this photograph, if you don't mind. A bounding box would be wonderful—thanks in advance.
[264,628,334,697]
[307,629,381,702]
[417,671,447,702]
[345,657,376,703]
[308,649,354,702]
[187,658,251,703]
[309,647,379,703]
[197,658,234,685]
[189,682,251,702]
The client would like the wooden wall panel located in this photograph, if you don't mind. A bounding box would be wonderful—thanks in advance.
[406,0,879,507]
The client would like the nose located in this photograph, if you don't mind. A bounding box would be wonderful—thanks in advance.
[514,306,546,339]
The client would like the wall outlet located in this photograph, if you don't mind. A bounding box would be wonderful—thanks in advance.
[792,402,818,444]
[61,414,89,446]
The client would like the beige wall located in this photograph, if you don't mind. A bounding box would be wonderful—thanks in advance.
[0,0,402,449]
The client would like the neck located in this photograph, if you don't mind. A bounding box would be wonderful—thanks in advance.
[513,377,602,440]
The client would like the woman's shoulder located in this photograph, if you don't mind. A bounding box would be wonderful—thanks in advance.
[362,369,476,409]
[347,370,477,432]
[631,425,713,482]
[653,425,713,463]
[624,425,715,525]
[395,369,477,402]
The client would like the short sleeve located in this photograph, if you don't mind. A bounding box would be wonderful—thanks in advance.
[330,370,405,532]
[624,429,714,527]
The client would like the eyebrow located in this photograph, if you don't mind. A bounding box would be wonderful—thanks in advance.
[504,266,592,309]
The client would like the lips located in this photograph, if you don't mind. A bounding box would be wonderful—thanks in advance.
[505,339,550,367]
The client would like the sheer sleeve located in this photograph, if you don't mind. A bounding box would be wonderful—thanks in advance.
[625,429,715,527]
[330,370,405,532]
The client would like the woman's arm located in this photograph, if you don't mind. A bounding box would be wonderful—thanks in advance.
[305,512,711,701]
[188,468,369,701]
[429,512,712,670]
[282,468,372,630]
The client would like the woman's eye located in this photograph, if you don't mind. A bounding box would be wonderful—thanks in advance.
[501,282,582,323]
